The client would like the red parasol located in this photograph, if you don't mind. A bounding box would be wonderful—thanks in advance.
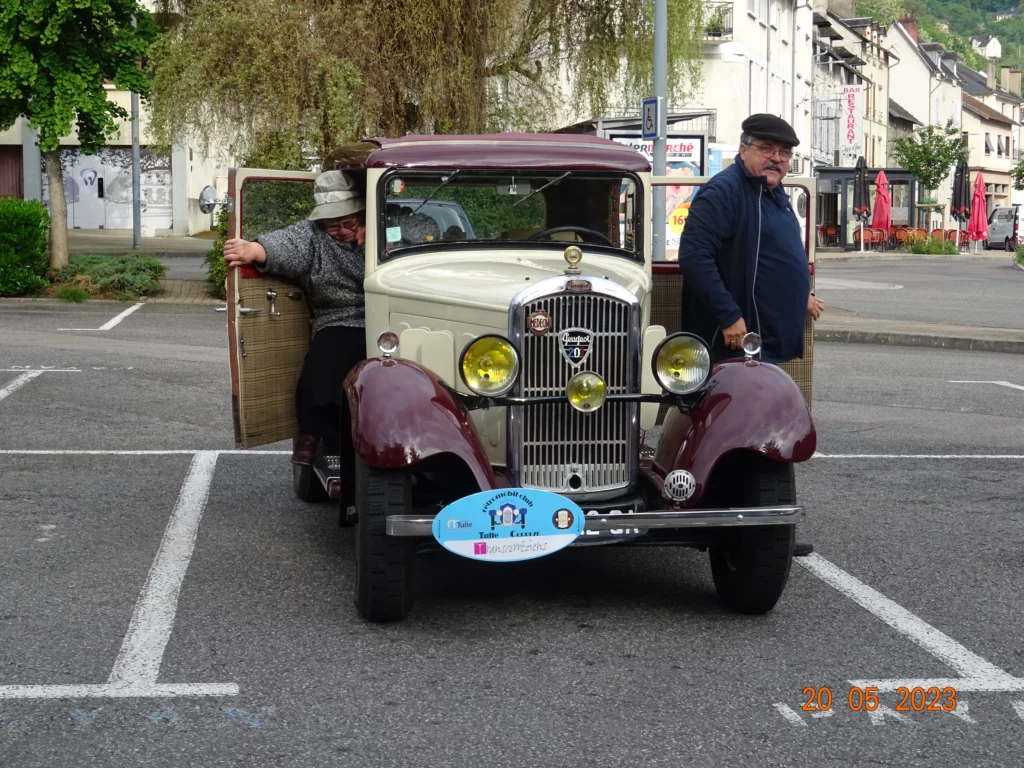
[871,171,891,234]
[967,173,988,242]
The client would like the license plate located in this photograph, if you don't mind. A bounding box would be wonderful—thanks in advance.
[581,506,640,537]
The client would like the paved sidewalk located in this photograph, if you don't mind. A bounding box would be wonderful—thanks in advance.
[815,249,1010,262]
[149,279,222,306]
[67,229,215,257]
[814,315,1024,355]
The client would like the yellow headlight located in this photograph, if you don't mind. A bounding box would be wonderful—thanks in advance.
[566,371,607,412]
[653,333,711,395]
[459,335,520,396]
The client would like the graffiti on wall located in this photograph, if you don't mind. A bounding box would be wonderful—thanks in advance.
[41,147,172,231]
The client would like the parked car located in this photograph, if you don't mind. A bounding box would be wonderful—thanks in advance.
[210,134,817,623]
[985,204,1021,250]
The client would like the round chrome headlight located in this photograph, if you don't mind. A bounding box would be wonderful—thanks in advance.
[652,332,711,395]
[459,335,520,397]
[566,371,607,412]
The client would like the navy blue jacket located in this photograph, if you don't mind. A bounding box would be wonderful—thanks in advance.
[676,156,810,363]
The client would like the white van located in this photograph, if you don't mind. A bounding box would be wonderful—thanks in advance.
[985,205,1021,250]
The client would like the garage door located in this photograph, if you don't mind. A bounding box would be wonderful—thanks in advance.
[0,146,23,199]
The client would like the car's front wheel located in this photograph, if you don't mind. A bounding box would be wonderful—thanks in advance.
[354,458,415,622]
[709,457,796,614]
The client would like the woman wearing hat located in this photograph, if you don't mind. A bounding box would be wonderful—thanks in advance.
[224,170,366,480]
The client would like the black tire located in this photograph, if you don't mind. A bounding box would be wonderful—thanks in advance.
[709,457,796,614]
[1006,238,1013,252]
[293,462,329,503]
[354,458,415,622]
[983,239,990,250]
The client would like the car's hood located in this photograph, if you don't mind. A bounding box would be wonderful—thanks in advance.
[366,250,651,314]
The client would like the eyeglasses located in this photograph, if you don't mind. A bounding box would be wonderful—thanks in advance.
[749,142,794,161]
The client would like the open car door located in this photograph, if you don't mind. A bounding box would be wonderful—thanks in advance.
[649,174,816,409]
[227,169,320,448]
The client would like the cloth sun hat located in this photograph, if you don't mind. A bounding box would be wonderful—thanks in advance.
[308,170,365,221]
[741,114,800,148]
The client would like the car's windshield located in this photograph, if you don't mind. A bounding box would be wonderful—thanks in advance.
[380,171,641,261]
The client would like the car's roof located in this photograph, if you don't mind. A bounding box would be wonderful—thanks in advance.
[325,133,651,173]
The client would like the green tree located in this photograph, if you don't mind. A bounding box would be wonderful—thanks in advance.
[891,119,968,197]
[0,0,159,271]
[147,0,706,166]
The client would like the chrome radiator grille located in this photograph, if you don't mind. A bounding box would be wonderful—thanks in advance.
[511,290,638,495]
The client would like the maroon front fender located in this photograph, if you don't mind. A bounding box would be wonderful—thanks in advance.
[652,359,816,502]
[344,358,497,491]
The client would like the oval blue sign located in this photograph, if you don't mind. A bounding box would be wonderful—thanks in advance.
[433,488,586,562]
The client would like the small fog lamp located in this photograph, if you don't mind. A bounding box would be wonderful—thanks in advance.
[377,330,399,357]
[566,371,607,412]
[741,332,762,359]
[653,333,711,395]
[460,335,520,397]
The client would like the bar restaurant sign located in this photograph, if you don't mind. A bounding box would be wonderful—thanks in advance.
[839,84,864,166]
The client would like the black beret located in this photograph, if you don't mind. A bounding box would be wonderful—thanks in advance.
[741,114,800,147]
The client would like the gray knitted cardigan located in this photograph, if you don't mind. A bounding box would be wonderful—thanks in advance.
[255,220,365,337]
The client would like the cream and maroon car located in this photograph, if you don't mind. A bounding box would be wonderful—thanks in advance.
[208,133,818,623]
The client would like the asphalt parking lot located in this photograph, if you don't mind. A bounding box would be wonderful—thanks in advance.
[2,300,1023,767]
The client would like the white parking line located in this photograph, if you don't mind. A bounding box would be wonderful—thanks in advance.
[0,450,238,701]
[59,302,144,331]
[773,703,808,727]
[949,380,1024,392]
[797,554,1024,693]
[0,370,44,403]
[108,451,218,686]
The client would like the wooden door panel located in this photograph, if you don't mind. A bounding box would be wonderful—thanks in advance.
[227,169,319,448]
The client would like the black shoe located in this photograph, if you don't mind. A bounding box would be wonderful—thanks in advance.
[793,542,814,557]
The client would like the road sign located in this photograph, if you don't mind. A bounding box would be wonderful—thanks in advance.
[642,97,660,140]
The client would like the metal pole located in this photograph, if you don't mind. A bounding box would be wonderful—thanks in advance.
[131,16,142,250]
[653,0,667,262]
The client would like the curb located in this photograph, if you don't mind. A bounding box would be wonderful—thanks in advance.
[814,252,1010,262]
[1015,261,1024,272]
[815,328,1024,355]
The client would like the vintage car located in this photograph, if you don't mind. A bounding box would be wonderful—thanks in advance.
[210,133,817,624]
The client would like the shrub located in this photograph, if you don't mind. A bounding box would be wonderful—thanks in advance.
[1016,245,1024,266]
[0,197,50,296]
[898,235,958,255]
[205,208,229,300]
[56,254,168,299]
[55,285,89,303]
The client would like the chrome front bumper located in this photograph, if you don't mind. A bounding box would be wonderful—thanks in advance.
[385,505,803,537]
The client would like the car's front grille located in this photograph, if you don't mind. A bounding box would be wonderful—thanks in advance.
[511,290,637,495]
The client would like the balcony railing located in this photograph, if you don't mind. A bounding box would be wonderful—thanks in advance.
[1015,149,1022,163]
[704,2,734,41]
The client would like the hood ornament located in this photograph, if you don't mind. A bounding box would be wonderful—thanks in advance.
[563,245,583,275]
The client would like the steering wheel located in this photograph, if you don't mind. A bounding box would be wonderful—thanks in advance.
[526,226,614,246]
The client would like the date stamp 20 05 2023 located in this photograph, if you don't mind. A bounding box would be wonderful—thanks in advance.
[802,686,958,713]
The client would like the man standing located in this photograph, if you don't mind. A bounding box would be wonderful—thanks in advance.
[677,114,824,363]
[677,115,823,557]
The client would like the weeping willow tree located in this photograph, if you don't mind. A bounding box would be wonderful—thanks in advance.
[148,0,707,165]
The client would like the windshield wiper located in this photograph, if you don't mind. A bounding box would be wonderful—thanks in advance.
[411,171,462,213]
[512,171,571,208]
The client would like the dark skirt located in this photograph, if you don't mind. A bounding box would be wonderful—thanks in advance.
[295,325,366,454]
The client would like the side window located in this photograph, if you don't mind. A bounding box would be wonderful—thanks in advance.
[241,180,316,240]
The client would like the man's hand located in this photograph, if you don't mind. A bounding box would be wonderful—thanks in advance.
[807,294,824,320]
[356,226,366,246]
[224,238,267,268]
[723,317,747,351]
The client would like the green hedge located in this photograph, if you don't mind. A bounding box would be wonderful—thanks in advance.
[898,236,958,255]
[0,197,50,296]
[205,209,229,300]
[58,254,168,299]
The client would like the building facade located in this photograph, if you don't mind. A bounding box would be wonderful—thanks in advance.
[0,1,229,235]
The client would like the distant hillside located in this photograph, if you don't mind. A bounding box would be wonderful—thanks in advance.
[857,0,1024,74]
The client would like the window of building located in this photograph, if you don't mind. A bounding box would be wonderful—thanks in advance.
[998,135,1004,156]
[748,0,755,15]
[759,0,768,22]
[985,133,993,154]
